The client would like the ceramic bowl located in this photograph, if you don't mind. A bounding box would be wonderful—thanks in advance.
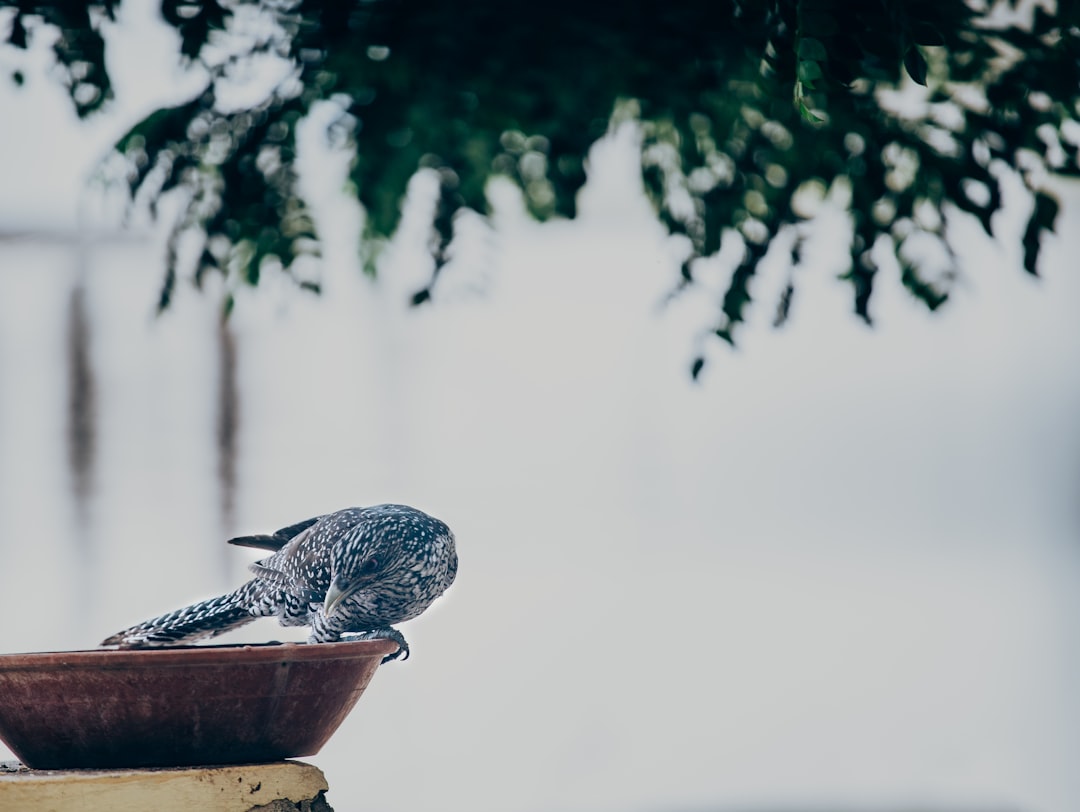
[0,639,396,769]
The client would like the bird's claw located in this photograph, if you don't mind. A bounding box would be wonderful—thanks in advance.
[340,627,409,663]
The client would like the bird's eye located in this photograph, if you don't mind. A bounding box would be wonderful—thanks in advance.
[362,557,379,574]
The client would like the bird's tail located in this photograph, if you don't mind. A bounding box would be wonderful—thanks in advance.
[101,581,270,648]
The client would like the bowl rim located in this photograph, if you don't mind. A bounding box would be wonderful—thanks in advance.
[0,639,398,670]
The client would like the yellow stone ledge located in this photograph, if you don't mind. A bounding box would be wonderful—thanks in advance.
[0,760,331,812]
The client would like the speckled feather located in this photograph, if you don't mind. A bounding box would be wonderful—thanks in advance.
[102,504,457,659]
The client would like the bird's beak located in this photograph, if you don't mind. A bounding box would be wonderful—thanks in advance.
[324,579,350,616]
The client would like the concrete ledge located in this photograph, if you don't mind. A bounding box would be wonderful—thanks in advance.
[0,760,332,812]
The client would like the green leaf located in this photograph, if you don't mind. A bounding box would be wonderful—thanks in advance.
[904,46,928,86]
[899,258,948,310]
[773,282,795,327]
[1022,191,1060,275]
[797,37,827,61]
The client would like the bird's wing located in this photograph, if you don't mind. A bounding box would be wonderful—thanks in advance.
[248,560,297,590]
[227,515,324,551]
[247,523,328,603]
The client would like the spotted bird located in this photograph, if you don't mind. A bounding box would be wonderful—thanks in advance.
[102,504,457,662]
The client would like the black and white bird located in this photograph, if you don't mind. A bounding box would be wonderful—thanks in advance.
[102,504,457,661]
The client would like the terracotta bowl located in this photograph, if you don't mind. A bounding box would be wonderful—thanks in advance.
[0,639,397,769]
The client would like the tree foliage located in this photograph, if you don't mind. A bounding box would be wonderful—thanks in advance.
[4,1,1079,369]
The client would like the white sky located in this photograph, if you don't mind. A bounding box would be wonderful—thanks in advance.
[1,8,1079,812]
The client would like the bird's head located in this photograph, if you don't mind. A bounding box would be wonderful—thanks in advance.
[324,541,389,617]
[323,504,456,617]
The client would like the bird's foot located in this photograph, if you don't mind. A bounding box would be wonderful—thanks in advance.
[339,627,409,663]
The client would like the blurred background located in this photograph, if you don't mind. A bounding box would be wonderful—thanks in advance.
[2,5,1080,812]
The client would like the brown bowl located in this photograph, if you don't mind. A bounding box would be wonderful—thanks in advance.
[0,639,397,769]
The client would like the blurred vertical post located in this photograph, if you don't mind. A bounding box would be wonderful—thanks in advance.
[217,318,240,578]
[65,238,96,640]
